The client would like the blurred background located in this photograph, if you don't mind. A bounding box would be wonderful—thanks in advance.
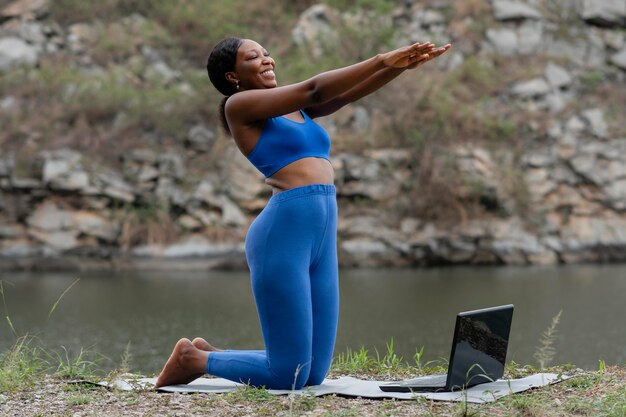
[0,0,625,372]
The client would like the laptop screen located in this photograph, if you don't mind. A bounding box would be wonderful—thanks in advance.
[446,305,514,390]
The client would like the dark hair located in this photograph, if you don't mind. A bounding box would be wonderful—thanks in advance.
[206,37,243,135]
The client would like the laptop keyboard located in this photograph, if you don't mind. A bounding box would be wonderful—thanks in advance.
[400,374,447,386]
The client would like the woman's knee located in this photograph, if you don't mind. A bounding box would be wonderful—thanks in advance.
[271,360,311,390]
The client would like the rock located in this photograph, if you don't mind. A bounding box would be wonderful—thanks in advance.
[26,201,74,231]
[0,223,24,238]
[511,78,550,98]
[95,172,135,203]
[570,154,609,184]
[193,179,218,205]
[0,238,41,257]
[126,148,158,165]
[492,0,543,21]
[2,20,46,46]
[155,177,188,207]
[516,20,544,54]
[0,157,13,177]
[340,153,380,181]
[332,105,370,132]
[292,4,341,58]
[218,195,247,227]
[564,216,626,247]
[158,152,185,179]
[186,207,220,226]
[363,148,412,165]
[610,47,626,70]
[187,125,216,152]
[41,149,90,191]
[9,176,42,189]
[581,108,608,138]
[177,214,202,230]
[1,0,49,19]
[488,221,545,264]
[579,0,626,27]
[143,60,180,85]
[545,37,605,68]
[143,234,245,258]
[341,238,393,265]
[522,150,556,168]
[0,37,39,73]
[341,215,381,236]
[136,165,159,183]
[28,229,78,251]
[222,146,267,202]
[67,23,95,53]
[70,211,120,242]
[486,28,518,55]
[564,115,586,134]
[400,218,421,235]
[340,179,401,201]
[0,96,18,112]
[544,62,572,89]
[604,179,626,210]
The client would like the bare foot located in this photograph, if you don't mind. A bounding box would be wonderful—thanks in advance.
[192,337,224,352]
[155,338,209,388]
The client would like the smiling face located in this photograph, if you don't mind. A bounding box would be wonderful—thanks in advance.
[227,39,276,91]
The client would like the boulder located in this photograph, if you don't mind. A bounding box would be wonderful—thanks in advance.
[158,152,185,179]
[486,28,518,55]
[579,0,626,27]
[95,172,135,203]
[0,238,41,258]
[141,235,245,258]
[70,211,120,242]
[292,4,341,58]
[511,78,551,98]
[28,229,78,251]
[341,238,393,265]
[610,47,626,70]
[41,149,90,191]
[187,125,216,152]
[544,62,572,89]
[0,37,39,73]
[27,201,74,231]
[1,0,49,19]
[492,0,543,21]
[580,108,608,139]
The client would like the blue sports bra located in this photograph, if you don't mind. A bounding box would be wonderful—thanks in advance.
[246,111,331,178]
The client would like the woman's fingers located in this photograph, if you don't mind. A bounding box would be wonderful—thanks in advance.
[384,42,451,68]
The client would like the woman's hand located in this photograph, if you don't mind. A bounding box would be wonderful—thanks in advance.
[380,42,435,68]
[380,42,451,69]
[406,43,452,69]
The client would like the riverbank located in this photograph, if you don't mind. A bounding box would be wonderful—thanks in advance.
[0,358,623,416]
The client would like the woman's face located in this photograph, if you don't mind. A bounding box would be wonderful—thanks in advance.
[232,39,277,91]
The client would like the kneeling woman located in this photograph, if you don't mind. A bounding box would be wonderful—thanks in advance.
[156,36,450,390]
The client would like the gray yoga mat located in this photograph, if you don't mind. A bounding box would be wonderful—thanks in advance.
[97,373,568,403]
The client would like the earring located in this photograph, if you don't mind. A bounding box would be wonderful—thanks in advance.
[234,80,240,91]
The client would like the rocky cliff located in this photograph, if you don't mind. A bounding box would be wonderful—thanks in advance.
[0,0,625,270]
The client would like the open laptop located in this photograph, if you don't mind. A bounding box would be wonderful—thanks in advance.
[379,304,514,393]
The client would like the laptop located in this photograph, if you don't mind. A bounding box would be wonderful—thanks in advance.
[379,304,514,393]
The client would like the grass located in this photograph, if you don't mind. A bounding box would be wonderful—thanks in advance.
[1,321,625,417]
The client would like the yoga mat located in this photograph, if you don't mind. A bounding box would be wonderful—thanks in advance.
[95,373,568,403]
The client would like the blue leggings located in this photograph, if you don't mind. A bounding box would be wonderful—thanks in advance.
[206,184,339,389]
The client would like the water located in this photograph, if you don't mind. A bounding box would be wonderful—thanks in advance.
[1,265,624,374]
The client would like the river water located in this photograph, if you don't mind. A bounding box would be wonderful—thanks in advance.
[1,265,624,374]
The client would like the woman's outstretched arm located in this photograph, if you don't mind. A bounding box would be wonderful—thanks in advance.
[304,43,451,118]
[225,42,436,127]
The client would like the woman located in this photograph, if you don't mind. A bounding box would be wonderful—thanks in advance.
[156,37,451,389]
